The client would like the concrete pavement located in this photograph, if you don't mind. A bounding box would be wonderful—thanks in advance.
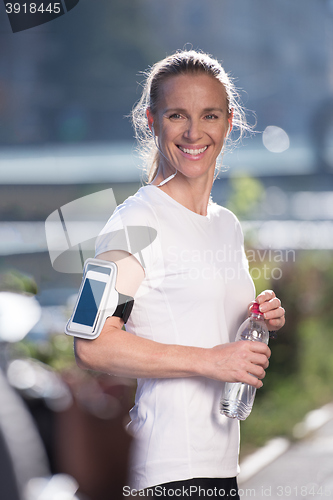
[238,404,333,499]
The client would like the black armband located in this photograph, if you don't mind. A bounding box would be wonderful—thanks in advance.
[112,293,134,323]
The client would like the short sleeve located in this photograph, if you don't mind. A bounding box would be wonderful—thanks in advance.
[95,194,161,278]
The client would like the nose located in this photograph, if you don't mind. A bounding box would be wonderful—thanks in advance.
[183,118,203,142]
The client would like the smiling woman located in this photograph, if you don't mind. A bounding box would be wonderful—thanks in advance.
[74,49,285,500]
[132,50,251,186]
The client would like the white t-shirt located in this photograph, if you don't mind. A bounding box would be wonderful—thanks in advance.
[95,185,255,491]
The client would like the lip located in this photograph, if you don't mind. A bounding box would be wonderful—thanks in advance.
[177,145,209,160]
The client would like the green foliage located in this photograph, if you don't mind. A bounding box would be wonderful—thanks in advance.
[0,268,75,371]
[14,333,75,372]
[0,269,38,295]
[240,250,333,457]
[227,175,265,219]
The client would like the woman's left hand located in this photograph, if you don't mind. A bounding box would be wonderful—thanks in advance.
[252,290,285,332]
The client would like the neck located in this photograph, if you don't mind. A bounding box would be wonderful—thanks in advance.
[152,164,214,216]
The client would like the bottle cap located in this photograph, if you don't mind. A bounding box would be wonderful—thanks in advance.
[252,302,261,315]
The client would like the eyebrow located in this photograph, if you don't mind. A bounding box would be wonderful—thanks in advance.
[163,107,225,114]
[202,107,225,113]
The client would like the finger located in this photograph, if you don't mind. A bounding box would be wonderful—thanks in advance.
[262,305,285,321]
[243,361,269,377]
[247,342,271,359]
[238,350,270,376]
[248,301,256,314]
[259,297,281,313]
[242,372,264,388]
[256,290,276,304]
[250,352,270,369]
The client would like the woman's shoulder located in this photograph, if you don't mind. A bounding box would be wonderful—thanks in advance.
[97,186,158,238]
[210,203,245,247]
[209,200,241,226]
[110,186,158,224]
[95,186,159,258]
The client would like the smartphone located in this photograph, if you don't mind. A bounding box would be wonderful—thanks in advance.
[65,259,118,339]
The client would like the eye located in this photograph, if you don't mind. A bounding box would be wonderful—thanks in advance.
[204,114,219,120]
[168,113,184,120]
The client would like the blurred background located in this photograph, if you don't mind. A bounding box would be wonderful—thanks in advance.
[0,0,333,499]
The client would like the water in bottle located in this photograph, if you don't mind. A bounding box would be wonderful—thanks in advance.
[220,302,269,420]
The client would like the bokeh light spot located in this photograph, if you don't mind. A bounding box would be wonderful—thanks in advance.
[263,126,290,153]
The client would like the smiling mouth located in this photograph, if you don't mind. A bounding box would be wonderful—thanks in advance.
[178,146,208,155]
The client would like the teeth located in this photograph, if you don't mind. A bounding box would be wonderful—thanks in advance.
[179,146,208,155]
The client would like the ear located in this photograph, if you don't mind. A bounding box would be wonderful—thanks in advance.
[146,108,155,133]
[227,109,234,135]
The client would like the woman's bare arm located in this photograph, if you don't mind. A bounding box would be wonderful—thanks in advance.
[74,250,270,388]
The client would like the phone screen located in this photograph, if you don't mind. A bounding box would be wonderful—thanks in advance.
[73,278,107,327]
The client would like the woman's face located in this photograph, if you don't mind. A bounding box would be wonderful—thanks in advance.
[148,73,232,182]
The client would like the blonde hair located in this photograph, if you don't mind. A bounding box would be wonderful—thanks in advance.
[131,49,252,183]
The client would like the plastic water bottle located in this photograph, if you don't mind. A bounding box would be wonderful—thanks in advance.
[220,302,269,420]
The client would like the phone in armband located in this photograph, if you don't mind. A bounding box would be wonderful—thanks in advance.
[65,258,134,340]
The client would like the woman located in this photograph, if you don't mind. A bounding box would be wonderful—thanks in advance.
[75,50,285,498]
